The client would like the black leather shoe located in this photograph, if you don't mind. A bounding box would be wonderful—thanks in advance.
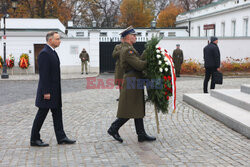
[107,128,123,143]
[138,134,156,142]
[30,140,49,147]
[116,98,119,101]
[58,137,76,144]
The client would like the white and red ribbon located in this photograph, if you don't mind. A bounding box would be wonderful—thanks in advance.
[164,53,176,113]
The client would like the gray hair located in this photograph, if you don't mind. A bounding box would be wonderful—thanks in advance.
[46,31,58,42]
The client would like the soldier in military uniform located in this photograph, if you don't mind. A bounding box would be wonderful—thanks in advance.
[113,38,124,101]
[172,44,184,77]
[108,26,156,143]
[79,48,90,74]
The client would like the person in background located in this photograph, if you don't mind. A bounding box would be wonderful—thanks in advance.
[172,44,184,77]
[79,48,90,74]
[203,36,221,93]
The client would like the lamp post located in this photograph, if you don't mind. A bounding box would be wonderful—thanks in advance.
[151,20,156,29]
[92,20,97,28]
[1,0,18,79]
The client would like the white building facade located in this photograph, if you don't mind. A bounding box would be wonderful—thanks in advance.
[176,0,250,37]
[67,27,189,41]
[0,18,189,74]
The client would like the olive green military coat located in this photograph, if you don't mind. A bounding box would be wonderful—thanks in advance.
[172,48,183,73]
[113,43,124,86]
[117,42,147,118]
[79,51,89,62]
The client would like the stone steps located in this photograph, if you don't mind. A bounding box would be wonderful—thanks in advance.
[183,85,250,139]
[210,89,250,111]
[241,84,250,94]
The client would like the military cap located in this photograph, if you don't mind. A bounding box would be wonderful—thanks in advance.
[176,44,180,46]
[120,26,137,38]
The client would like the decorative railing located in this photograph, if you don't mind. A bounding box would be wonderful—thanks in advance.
[99,36,148,42]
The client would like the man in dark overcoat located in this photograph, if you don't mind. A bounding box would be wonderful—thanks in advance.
[172,44,184,77]
[203,36,221,93]
[108,26,156,143]
[30,31,76,146]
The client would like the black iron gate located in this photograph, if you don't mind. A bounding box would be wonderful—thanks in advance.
[100,42,146,73]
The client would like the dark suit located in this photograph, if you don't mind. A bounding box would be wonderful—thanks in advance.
[203,42,221,93]
[31,44,66,142]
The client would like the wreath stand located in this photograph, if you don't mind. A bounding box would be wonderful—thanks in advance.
[154,104,160,134]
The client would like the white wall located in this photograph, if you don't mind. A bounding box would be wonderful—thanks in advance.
[58,38,91,73]
[1,35,99,74]
[58,30,100,73]
[176,0,250,37]
[158,37,250,63]
[1,36,46,73]
[189,7,250,37]
[67,29,89,38]
[67,28,189,39]
[89,30,100,73]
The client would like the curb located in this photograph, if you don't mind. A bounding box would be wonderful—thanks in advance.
[0,73,100,81]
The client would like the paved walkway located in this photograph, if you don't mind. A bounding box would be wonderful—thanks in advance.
[0,76,249,166]
[0,73,99,81]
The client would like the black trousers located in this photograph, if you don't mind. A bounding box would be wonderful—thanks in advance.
[203,67,217,93]
[31,108,66,142]
[110,118,146,135]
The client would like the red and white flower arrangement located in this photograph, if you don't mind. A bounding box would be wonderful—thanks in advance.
[6,54,14,69]
[144,37,176,133]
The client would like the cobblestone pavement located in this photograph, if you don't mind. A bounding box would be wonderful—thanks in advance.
[0,75,249,167]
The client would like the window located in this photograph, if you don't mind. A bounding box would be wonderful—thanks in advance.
[70,45,79,54]
[197,26,200,37]
[243,18,248,36]
[221,22,225,37]
[76,32,84,37]
[160,32,164,37]
[100,32,107,36]
[137,32,142,36]
[232,20,236,37]
[168,32,176,37]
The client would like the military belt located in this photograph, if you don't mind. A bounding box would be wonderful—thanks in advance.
[125,69,139,74]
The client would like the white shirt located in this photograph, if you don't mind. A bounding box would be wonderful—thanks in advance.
[46,44,55,51]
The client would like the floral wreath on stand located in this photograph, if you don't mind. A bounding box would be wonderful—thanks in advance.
[6,54,15,75]
[19,53,30,74]
[144,37,176,133]
[0,56,3,69]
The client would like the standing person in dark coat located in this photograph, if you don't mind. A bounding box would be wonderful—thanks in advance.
[172,44,184,77]
[107,26,156,143]
[30,31,76,147]
[203,36,221,93]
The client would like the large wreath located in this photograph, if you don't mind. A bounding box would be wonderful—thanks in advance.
[7,54,15,69]
[0,56,3,68]
[19,53,30,69]
[144,37,176,133]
